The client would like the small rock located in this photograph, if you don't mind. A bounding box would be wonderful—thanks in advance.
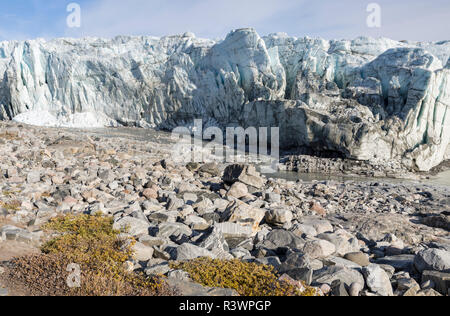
[320,284,331,295]
[265,192,281,204]
[133,242,155,261]
[123,261,135,273]
[259,229,305,250]
[420,279,434,290]
[255,257,282,270]
[375,254,415,272]
[421,270,450,295]
[27,171,41,183]
[184,215,210,231]
[331,280,349,296]
[142,188,158,200]
[0,287,8,297]
[318,230,360,256]
[416,288,442,296]
[292,223,318,237]
[145,262,171,276]
[265,209,293,227]
[157,222,192,241]
[215,222,253,239]
[182,193,198,204]
[310,202,326,217]
[349,282,363,296]
[301,219,333,234]
[313,266,365,288]
[224,200,265,233]
[226,182,248,199]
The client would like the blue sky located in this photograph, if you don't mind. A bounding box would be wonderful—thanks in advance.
[1,0,449,41]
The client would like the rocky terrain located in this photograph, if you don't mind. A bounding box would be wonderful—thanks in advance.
[0,29,449,172]
[0,121,449,296]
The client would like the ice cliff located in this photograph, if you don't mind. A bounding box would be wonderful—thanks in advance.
[0,28,449,171]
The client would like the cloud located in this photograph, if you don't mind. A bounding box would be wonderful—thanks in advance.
[1,0,448,42]
[72,0,304,39]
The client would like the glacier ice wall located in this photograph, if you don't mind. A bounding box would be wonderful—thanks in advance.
[0,28,449,171]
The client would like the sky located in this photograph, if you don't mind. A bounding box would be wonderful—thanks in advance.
[0,0,449,42]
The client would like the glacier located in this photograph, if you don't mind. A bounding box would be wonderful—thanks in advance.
[0,28,449,171]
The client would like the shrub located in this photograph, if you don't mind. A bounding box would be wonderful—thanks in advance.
[171,257,319,296]
[0,131,21,140]
[0,200,21,212]
[6,214,177,296]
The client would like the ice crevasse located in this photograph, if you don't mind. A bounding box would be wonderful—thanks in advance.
[0,28,449,171]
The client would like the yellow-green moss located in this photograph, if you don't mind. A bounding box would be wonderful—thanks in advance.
[19,214,178,296]
[0,200,21,211]
[0,131,21,140]
[171,257,319,296]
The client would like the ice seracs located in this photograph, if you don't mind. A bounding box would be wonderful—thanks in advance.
[0,28,449,171]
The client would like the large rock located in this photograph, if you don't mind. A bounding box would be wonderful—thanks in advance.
[375,255,415,272]
[317,230,360,256]
[172,243,216,261]
[258,229,305,250]
[215,222,253,239]
[344,252,370,267]
[226,182,249,199]
[300,219,333,235]
[421,214,450,231]
[113,217,150,236]
[414,249,450,273]
[302,240,336,259]
[133,242,155,261]
[362,264,394,296]
[223,164,265,189]
[223,200,265,234]
[265,209,293,227]
[156,222,193,241]
[421,271,450,295]
[197,227,233,259]
[313,266,365,288]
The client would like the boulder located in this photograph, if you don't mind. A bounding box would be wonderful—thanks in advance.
[344,252,370,267]
[265,209,293,227]
[133,242,155,261]
[302,240,336,259]
[313,266,365,288]
[172,243,216,261]
[258,229,305,250]
[223,200,265,234]
[113,217,150,236]
[414,248,450,273]
[223,164,265,188]
[363,264,394,296]
[226,182,249,199]
[421,270,450,295]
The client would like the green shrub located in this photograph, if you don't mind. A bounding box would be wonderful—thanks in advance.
[6,214,177,296]
[171,257,319,296]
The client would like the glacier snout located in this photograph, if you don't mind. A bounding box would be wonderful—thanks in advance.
[0,29,449,171]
